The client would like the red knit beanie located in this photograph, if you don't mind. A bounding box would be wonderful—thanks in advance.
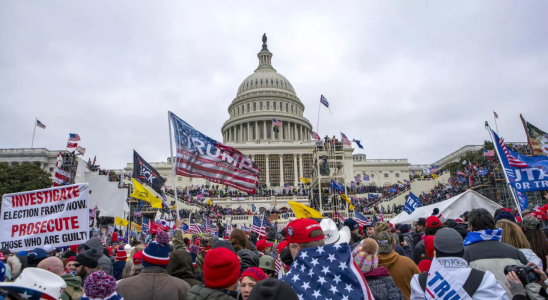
[203,247,240,289]
[116,250,127,261]
[240,267,267,282]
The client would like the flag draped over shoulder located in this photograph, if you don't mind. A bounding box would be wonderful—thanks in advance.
[130,178,163,208]
[133,150,166,194]
[281,243,374,300]
[169,112,260,194]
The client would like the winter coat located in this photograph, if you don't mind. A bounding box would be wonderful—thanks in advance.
[412,231,424,248]
[412,240,426,265]
[61,273,83,300]
[519,248,543,270]
[410,257,508,300]
[237,250,259,275]
[113,260,126,281]
[166,247,202,287]
[186,285,237,300]
[402,232,415,253]
[378,250,421,300]
[363,266,404,300]
[463,240,532,299]
[84,237,113,275]
[7,255,22,279]
[116,266,191,300]
[248,243,260,257]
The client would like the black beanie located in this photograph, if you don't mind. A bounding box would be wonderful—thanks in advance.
[211,240,235,253]
[76,249,99,268]
[63,250,77,259]
[248,278,299,300]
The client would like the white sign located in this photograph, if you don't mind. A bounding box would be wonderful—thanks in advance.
[0,184,90,251]
[425,258,472,300]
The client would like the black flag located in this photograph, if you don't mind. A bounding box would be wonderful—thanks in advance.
[132,150,166,194]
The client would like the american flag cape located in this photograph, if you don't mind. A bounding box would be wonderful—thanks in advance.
[169,112,260,194]
[251,215,265,236]
[281,243,374,300]
[341,132,351,146]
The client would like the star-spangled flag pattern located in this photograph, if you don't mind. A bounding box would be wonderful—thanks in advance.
[262,214,273,228]
[189,217,203,234]
[169,112,260,194]
[353,211,370,227]
[36,119,46,129]
[378,211,384,221]
[281,243,374,300]
[272,118,282,127]
[483,149,495,157]
[251,215,265,236]
[142,217,150,232]
[340,132,351,146]
[68,133,81,141]
[311,131,321,141]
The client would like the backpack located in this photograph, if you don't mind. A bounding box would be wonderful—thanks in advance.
[418,269,485,297]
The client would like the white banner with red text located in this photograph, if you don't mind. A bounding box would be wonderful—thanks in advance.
[0,184,90,251]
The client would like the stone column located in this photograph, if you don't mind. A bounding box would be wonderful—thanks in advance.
[255,121,258,140]
[240,123,243,141]
[293,154,298,186]
[263,120,267,140]
[279,154,284,187]
[299,153,304,178]
[265,155,270,186]
[293,123,297,141]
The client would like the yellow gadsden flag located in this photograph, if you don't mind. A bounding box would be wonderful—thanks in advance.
[432,174,438,180]
[130,178,163,208]
[115,216,128,227]
[299,177,311,184]
[288,201,323,219]
[132,223,142,232]
[340,194,355,211]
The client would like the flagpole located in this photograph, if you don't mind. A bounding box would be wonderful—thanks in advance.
[316,99,321,136]
[486,123,522,218]
[31,118,37,149]
[167,111,180,222]
[493,110,500,135]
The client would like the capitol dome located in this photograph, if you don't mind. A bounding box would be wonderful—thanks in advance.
[222,34,312,144]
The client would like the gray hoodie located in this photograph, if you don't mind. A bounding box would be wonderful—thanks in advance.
[84,237,112,275]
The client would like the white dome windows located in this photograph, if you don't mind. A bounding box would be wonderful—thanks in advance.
[279,102,282,111]
[273,102,276,110]
[247,103,250,113]
[253,102,257,111]
[260,102,263,110]
[266,101,270,110]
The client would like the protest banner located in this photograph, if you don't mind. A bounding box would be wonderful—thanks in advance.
[0,184,90,251]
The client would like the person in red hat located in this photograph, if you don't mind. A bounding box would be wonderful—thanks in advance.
[113,245,127,281]
[412,216,444,265]
[239,267,267,300]
[255,239,273,256]
[186,247,241,300]
[285,218,325,260]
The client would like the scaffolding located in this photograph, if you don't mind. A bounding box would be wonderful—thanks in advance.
[58,151,79,185]
[309,141,349,216]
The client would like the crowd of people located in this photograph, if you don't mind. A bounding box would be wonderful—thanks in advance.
[2,206,548,300]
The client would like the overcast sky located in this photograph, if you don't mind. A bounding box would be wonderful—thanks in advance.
[1,1,547,169]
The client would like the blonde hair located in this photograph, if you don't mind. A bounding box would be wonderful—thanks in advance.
[122,260,142,279]
[497,219,530,249]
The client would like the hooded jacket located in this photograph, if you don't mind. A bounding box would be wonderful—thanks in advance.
[363,266,404,300]
[117,266,191,300]
[166,246,202,287]
[410,257,509,300]
[61,273,83,300]
[378,250,421,300]
[172,230,188,251]
[519,248,543,270]
[237,250,259,275]
[186,285,237,300]
[84,237,113,275]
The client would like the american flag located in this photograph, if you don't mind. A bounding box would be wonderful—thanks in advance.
[456,170,467,177]
[354,211,370,227]
[275,258,283,274]
[483,149,495,157]
[169,112,260,194]
[281,243,374,300]
[262,214,273,228]
[378,211,384,221]
[36,119,46,129]
[189,218,203,234]
[494,111,498,119]
[251,215,265,236]
[311,131,321,141]
[225,218,233,238]
[134,210,142,217]
[341,132,351,146]
[495,131,530,168]
[240,224,251,233]
[204,216,211,234]
[272,118,282,127]
[335,212,346,222]
[68,133,81,141]
[66,142,78,148]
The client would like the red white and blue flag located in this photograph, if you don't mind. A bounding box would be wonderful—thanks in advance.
[363,174,370,181]
[483,149,495,157]
[497,135,529,168]
[378,211,384,221]
[189,217,203,234]
[36,119,46,129]
[169,112,260,194]
[341,132,351,146]
[354,211,370,227]
[67,142,78,148]
[68,133,81,141]
[251,215,265,236]
[272,118,282,127]
[311,131,321,141]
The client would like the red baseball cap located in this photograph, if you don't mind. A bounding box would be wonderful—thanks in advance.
[285,219,323,244]
[276,240,289,254]
[256,239,273,251]
[426,216,442,228]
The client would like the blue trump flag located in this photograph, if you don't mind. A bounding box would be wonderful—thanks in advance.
[389,187,397,193]
[490,127,548,193]
[516,191,528,212]
[331,180,344,192]
[478,169,489,176]
[403,192,421,214]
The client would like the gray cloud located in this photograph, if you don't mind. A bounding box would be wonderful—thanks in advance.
[1,1,547,168]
